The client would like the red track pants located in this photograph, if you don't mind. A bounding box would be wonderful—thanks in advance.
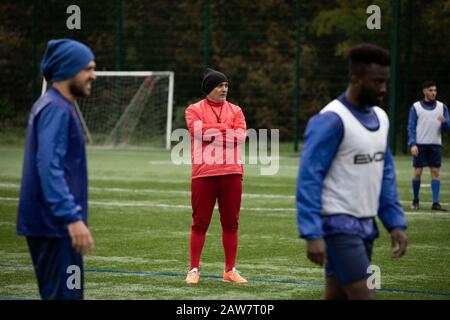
[189,174,242,272]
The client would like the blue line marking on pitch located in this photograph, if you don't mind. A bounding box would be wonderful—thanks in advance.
[1,264,450,298]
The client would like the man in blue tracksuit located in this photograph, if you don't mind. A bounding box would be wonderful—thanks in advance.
[407,81,450,211]
[296,43,407,300]
[17,39,96,299]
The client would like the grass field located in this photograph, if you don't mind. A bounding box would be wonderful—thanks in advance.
[0,144,449,300]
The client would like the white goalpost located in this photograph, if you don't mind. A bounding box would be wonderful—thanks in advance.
[41,71,175,150]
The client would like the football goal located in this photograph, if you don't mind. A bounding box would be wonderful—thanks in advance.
[41,71,174,149]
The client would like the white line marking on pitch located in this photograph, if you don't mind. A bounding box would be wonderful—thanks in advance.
[0,196,448,214]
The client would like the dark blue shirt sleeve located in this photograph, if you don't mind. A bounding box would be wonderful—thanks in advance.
[442,105,450,132]
[36,105,82,224]
[296,112,343,240]
[377,147,407,231]
[407,106,417,147]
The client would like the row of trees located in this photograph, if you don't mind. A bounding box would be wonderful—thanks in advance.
[1,0,449,152]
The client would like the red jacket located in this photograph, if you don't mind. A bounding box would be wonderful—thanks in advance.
[185,98,247,179]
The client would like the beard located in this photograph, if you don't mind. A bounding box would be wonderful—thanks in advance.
[358,87,384,107]
[69,78,91,98]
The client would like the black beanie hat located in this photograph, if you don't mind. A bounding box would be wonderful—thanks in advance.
[201,68,228,95]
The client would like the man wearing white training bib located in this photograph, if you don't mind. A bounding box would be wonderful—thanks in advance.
[407,81,450,211]
[296,44,408,300]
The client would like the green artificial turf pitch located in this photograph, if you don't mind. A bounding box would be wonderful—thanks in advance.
[0,145,449,300]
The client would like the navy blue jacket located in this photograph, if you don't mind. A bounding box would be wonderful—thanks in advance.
[17,87,88,237]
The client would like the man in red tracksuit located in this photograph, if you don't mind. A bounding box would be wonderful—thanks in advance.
[184,68,247,284]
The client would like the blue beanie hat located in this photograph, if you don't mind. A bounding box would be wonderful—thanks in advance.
[40,39,95,82]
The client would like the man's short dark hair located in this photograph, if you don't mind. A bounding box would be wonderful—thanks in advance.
[347,43,391,76]
[422,80,436,89]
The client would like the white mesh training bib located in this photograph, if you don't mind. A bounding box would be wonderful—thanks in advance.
[319,99,389,218]
[413,101,444,145]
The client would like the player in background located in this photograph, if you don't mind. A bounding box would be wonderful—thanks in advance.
[17,39,96,299]
[296,43,407,299]
[407,81,450,211]
[184,68,248,284]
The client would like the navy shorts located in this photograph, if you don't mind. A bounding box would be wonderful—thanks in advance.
[413,145,442,168]
[325,235,373,286]
[26,237,83,300]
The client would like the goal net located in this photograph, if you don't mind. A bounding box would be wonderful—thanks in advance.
[41,71,174,149]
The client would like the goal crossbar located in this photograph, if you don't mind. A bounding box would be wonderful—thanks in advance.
[41,71,175,149]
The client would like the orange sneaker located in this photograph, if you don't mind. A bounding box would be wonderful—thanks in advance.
[223,267,248,284]
[185,268,200,284]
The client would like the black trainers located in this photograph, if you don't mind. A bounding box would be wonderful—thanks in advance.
[431,203,447,211]
[411,199,419,210]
